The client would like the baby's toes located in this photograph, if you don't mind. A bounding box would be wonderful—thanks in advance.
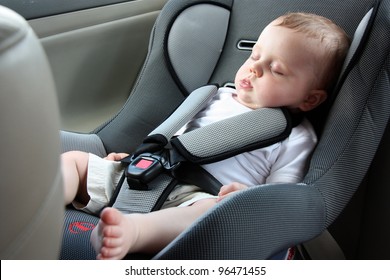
[102,223,123,239]
[102,235,123,248]
[99,246,125,260]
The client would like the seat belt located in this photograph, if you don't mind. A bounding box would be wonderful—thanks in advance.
[109,85,294,214]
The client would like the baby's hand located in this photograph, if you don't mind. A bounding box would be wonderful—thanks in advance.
[217,182,248,202]
[104,152,129,161]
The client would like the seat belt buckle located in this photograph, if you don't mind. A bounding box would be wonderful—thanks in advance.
[125,153,164,190]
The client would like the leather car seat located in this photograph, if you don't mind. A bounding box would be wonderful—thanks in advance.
[0,6,63,259]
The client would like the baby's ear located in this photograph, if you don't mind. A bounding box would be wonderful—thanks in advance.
[299,90,327,112]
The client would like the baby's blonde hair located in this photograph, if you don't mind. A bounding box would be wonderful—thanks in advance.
[276,12,351,91]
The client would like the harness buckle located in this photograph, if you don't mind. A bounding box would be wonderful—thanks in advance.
[125,153,165,190]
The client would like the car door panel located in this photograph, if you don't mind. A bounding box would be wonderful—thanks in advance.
[25,0,168,132]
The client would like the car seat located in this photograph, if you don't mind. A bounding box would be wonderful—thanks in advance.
[0,6,64,259]
[60,0,390,259]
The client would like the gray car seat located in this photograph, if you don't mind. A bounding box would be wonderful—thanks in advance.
[0,6,63,259]
[60,0,390,259]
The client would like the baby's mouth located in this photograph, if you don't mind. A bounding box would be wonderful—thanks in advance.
[239,78,253,90]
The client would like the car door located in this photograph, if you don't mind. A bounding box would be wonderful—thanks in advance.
[0,0,168,132]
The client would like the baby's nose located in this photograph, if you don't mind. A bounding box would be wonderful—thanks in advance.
[250,65,263,77]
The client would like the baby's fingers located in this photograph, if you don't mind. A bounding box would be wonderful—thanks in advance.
[105,153,129,161]
[219,182,247,195]
[217,191,238,202]
[217,182,248,202]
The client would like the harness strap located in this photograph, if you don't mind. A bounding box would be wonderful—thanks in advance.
[172,162,222,195]
[132,85,219,158]
[111,172,178,214]
[113,85,295,214]
[170,107,292,165]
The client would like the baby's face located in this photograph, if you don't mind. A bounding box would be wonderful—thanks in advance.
[234,22,323,111]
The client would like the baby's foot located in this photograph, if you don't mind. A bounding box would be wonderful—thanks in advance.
[90,207,137,260]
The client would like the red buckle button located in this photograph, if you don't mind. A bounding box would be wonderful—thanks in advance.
[135,158,154,169]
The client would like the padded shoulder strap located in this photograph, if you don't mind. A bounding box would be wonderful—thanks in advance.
[149,85,218,140]
[135,84,292,165]
[133,84,293,165]
[131,85,218,157]
[170,107,292,164]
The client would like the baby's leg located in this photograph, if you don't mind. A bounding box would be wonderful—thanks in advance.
[91,198,217,260]
[61,151,89,205]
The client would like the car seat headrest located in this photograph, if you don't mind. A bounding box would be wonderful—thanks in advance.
[0,5,63,259]
[306,5,378,135]
[167,3,230,93]
[333,6,377,99]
